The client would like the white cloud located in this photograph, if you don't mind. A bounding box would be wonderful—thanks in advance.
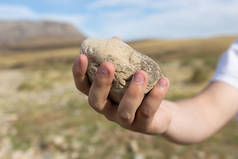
[0,1,237,40]
[87,0,238,40]
[41,14,85,28]
[89,0,199,10]
[0,5,37,19]
[0,4,85,31]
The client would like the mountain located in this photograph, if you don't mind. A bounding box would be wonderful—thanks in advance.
[0,20,86,50]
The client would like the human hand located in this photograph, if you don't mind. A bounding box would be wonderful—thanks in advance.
[72,37,171,135]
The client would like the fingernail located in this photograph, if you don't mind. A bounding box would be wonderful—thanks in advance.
[158,78,167,89]
[133,73,144,85]
[98,65,109,76]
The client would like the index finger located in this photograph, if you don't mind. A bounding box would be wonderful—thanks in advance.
[72,54,90,95]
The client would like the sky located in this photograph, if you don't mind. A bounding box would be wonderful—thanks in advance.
[0,0,237,40]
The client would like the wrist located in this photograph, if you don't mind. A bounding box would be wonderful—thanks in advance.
[159,100,178,139]
[155,100,174,135]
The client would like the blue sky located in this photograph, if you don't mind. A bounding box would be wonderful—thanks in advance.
[0,0,237,40]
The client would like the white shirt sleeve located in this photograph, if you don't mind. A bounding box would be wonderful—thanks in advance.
[211,39,238,89]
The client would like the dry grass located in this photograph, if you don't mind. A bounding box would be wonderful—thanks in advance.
[0,36,238,159]
[129,36,237,61]
[0,47,79,69]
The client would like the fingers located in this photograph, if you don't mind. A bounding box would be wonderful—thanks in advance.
[73,36,120,95]
[88,62,115,113]
[73,53,170,135]
[132,77,169,132]
[117,70,148,128]
[72,54,90,95]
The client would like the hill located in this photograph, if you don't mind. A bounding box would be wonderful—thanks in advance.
[0,20,86,50]
[0,36,237,69]
[129,36,237,61]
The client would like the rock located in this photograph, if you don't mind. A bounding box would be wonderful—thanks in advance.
[134,153,145,159]
[80,38,163,104]
[129,140,139,152]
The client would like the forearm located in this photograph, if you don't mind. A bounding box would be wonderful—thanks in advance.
[162,99,232,144]
[162,82,238,144]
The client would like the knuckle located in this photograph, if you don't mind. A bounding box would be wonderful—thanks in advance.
[94,77,110,88]
[139,107,153,118]
[104,114,115,122]
[150,88,164,99]
[132,124,150,133]
[88,97,101,112]
[118,111,132,124]
[126,88,141,99]
[75,81,84,92]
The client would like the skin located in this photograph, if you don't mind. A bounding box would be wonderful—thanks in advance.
[72,37,238,144]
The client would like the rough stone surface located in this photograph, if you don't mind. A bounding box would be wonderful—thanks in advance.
[80,38,163,104]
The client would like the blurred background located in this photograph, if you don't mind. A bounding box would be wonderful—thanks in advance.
[0,0,238,159]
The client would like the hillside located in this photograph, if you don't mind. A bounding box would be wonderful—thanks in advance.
[0,20,86,50]
[129,36,238,61]
[0,36,237,69]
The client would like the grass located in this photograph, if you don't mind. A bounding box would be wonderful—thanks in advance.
[0,36,238,159]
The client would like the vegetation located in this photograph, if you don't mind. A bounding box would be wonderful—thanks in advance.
[0,36,237,159]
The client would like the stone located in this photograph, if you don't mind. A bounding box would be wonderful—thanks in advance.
[80,38,163,104]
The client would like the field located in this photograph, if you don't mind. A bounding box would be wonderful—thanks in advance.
[0,36,238,159]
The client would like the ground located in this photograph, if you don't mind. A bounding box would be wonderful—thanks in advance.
[0,36,238,159]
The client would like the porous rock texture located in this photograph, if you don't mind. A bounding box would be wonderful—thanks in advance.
[80,38,163,104]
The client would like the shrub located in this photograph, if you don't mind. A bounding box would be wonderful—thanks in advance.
[189,67,211,84]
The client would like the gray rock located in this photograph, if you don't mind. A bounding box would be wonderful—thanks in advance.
[80,38,163,104]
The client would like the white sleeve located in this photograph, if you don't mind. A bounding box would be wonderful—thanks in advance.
[211,39,238,89]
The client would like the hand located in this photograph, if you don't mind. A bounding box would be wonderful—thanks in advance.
[72,37,171,135]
